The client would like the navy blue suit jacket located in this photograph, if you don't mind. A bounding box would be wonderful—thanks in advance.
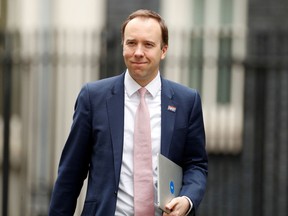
[49,73,208,216]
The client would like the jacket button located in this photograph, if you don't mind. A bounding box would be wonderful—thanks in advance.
[114,191,117,196]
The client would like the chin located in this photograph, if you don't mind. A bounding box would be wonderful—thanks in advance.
[130,71,147,80]
[130,68,145,75]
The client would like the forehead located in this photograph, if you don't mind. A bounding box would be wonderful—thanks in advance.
[124,17,162,42]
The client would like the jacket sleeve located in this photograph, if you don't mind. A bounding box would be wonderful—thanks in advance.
[180,90,208,213]
[49,84,92,216]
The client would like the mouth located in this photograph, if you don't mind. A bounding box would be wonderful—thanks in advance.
[131,61,147,65]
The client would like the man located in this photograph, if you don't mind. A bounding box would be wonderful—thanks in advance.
[49,9,208,216]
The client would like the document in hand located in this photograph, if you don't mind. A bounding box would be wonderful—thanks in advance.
[156,153,183,213]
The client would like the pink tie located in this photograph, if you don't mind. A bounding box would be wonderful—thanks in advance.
[133,87,154,216]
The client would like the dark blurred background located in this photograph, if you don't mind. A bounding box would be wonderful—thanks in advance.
[0,0,287,215]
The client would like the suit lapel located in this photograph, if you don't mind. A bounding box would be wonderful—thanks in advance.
[106,74,125,187]
[106,75,177,185]
[160,78,177,157]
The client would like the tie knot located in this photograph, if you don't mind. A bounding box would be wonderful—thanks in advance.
[138,87,147,98]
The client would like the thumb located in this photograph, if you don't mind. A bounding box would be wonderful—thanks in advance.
[165,198,178,212]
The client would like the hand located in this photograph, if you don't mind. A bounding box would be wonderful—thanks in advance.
[162,196,190,216]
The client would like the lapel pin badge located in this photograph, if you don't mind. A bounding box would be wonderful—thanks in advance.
[167,105,176,112]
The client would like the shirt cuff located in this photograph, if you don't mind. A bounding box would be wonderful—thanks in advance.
[182,196,193,216]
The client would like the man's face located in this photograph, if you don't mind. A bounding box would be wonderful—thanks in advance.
[123,17,168,86]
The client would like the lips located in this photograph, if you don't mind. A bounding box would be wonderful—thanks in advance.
[131,61,147,64]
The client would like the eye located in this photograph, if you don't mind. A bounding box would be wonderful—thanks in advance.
[145,42,154,48]
[126,40,136,46]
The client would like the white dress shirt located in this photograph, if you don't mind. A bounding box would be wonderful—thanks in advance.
[115,70,162,216]
[115,71,192,216]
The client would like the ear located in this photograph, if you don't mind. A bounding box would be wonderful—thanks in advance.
[161,45,168,60]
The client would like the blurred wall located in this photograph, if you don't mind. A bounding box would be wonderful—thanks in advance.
[1,0,106,215]
[243,0,288,215]
[161,0,247,154]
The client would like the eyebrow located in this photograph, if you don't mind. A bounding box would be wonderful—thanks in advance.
[125,39,157,45]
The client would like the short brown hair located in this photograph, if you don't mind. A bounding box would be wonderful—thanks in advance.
[121,9,169,47]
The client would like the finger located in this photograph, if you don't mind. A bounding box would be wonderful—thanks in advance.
[165,197,190,216]
[165,197,178,212]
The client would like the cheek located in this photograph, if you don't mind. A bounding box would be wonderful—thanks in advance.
[123,48,132,58]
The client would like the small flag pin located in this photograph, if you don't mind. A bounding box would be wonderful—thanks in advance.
[167,105,176,112]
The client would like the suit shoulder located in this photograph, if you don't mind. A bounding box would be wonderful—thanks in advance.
[77,73,124,102]
[78,74,123,96]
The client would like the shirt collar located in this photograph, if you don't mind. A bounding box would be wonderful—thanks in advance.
[124,69,161,98]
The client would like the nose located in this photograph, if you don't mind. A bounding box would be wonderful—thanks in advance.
[134,45,144,57]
